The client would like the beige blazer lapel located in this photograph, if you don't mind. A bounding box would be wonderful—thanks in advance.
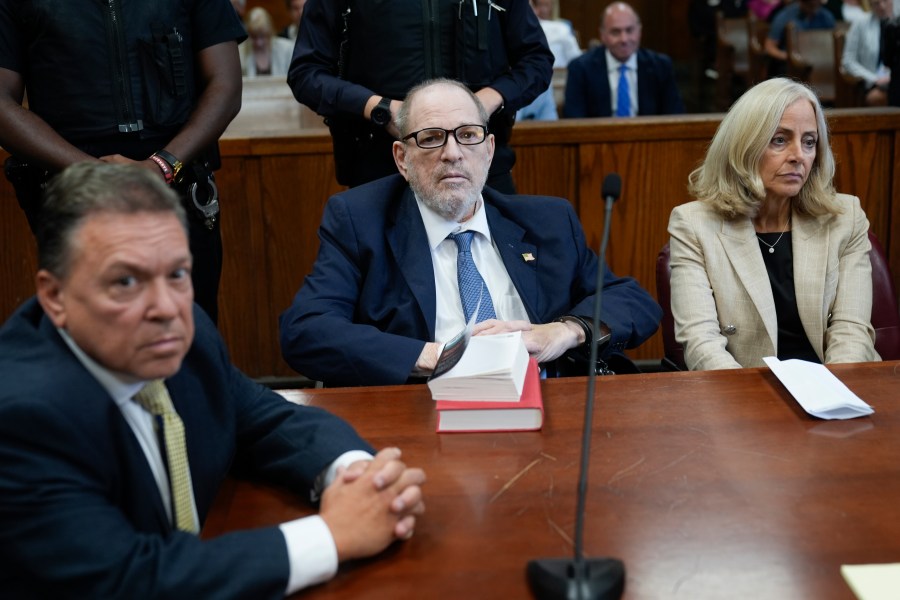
[791,211,828,360]
[718,218,779,349]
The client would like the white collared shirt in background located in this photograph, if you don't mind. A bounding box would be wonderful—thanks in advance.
[540,18,581,67]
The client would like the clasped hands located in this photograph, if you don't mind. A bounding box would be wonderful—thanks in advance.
[320,447,426,562]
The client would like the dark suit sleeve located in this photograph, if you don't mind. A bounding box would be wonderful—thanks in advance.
[287,0,372,118]
[0,393,291,599]
[279,195,428,386]
[563,55,590,118]
[597,264,664,354]
[193,309,375,486]
[488,0,555,111]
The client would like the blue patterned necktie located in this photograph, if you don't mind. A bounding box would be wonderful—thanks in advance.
[449,231,497,323]
[616,63,630,117]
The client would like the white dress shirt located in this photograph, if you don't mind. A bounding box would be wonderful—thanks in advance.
[540,19,582,67]
[842,13,890,87]
[414,194,530,343]
[57,328,371,595]
[605,50,639,116]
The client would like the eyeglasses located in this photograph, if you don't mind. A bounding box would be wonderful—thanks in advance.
[401,124,488,149]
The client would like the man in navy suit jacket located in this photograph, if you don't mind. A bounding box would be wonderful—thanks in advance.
[0,163,425,597]
[280,78,662,387]
[563,2,684,118]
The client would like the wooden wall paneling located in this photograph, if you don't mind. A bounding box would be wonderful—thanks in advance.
[510,143,579,204]
[559,0,596,48]
[574,137,711,362]
[577,141,666,361]
[260,153,345,378]
[830,130,893,242]
[0,168,36,320]
[217,133,338,378]
[665,0,694,61]
[828,109,900,301]
[217,155,273,376]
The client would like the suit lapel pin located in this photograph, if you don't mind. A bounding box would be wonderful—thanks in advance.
[522,253,535,262]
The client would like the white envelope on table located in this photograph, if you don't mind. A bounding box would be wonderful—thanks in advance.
[763,357,874,420]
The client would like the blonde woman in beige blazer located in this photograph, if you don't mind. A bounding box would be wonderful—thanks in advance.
[668,78,880,370]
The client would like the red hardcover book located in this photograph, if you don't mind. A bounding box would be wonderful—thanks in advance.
[435,358,543,433]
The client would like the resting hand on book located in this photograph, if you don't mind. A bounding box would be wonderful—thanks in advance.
[321,447,426,560]
[473,319,582,363]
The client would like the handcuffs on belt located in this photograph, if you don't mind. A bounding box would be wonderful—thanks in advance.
[179,161,219,230]
[153,150,219,230]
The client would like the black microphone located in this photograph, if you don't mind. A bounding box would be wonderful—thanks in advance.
[526,173,626,600]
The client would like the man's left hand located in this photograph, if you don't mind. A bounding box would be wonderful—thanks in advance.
[472,319,580,363]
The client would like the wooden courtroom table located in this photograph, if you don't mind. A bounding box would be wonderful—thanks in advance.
[203,362,900,599]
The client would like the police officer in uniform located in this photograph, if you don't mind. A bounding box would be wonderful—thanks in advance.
[0,0,246,323]
[288,0,554,193]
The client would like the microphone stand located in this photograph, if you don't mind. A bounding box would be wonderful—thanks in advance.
[526,174,626,600]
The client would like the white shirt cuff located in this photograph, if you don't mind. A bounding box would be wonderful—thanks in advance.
[321,450,375,489]
[309,450,374,503]
[279,515,338,594]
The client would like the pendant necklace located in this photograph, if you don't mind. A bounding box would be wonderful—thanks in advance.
[757,215,791,254]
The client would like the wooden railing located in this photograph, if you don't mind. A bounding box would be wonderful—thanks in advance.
[3,109,899,378]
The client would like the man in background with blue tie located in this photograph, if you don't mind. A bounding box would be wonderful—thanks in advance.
[280,78,661,388]
[563,2,684,118]
[0,163,425,597]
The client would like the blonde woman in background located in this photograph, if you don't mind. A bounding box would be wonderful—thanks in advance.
[668,78,879,370]
[240,6,295,77]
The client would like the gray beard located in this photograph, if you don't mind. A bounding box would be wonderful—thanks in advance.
[420,189,477,222]
[406,165,486,222]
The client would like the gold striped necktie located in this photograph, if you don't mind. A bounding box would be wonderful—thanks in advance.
[133,379,198,533]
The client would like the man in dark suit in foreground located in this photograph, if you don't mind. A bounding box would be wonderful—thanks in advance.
[280,78,662,388]
[563,2,684,118]
[0,163,425,598]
